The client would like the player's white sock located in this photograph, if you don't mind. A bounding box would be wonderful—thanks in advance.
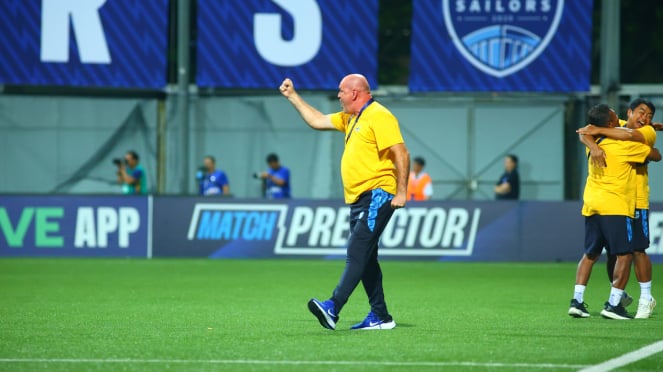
[640,281,653,301]
[573,285,586,303]
[609,287,624,306]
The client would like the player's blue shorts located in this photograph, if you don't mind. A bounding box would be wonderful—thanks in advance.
[630,208,650,252]
[584,215,634,256]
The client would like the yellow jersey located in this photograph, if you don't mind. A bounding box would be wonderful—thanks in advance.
[330,101,404,204]
[582,137,651,217]
[633,124,656,209]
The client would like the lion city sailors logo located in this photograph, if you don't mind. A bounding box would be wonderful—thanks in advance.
[442,0,564,77]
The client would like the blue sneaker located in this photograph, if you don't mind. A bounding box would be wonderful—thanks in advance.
[620,291,634,308]
[600,302,633,320]
[350,311,396,330]
[568,299,590,318]
[307,299,338,330]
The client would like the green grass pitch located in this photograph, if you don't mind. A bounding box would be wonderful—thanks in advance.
[0,258,661,371]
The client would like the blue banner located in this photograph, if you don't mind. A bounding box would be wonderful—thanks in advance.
[149,197,655,262]
[0,196,149,257]
[4,195,663,262]
[196,0,378,90]
[409,0,593,92]
[0,0,168,88]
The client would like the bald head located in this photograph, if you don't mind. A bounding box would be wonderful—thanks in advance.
[337,74,373,114]
[341,74,371,93]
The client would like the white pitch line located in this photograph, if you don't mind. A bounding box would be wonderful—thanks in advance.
[0,358,587,369]
[579,340,663,372]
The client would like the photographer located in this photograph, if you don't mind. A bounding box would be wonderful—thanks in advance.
[256,153,290,199]
[197,155,230,196]
[115,150,147,195]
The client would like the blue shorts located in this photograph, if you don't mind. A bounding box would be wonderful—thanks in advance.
[584,215,634,256]
[629,209,650,252]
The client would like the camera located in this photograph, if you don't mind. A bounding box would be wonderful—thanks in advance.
[112,158,123,166]
[196,166,207,181]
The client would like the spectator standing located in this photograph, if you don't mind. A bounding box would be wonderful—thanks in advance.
[198,155,230,196]
[494,154,520,200]
[407,156,433,201]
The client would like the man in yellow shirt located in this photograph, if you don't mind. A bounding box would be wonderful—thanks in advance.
[279,74,410,330]
[569,104,659,320]
[577,98,659,318]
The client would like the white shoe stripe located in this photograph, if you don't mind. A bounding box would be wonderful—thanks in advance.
[355,321,396,330]
[310,301,336,330]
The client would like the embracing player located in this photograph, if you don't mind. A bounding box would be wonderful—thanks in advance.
[577,98,659,318]
[569,103,660,319]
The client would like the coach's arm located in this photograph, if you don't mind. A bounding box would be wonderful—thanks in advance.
[389,143,410,209]
[279,78,336,131]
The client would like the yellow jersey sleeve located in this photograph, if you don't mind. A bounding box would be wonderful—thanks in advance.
[638,125,657,147]
[329,112,350,133]
[631,128,654,210]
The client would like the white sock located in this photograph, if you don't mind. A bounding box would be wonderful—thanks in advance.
[640,281,652,301]
[573,285,586,302]
[609,287,624,306]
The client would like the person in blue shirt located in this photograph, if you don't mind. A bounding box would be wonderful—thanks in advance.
[259,153,290,199]
[116,150,147,194]
[198,155,230,196]
[494,154,520,200]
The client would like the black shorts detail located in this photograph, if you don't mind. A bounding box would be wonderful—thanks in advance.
[584,215,634,256]
[630,209,650,251]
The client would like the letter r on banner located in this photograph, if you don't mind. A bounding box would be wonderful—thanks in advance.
[40,0,111,64]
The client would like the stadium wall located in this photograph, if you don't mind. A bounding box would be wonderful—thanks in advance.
[1,94,569,200]
[2,195,663,263]
[3,94,663,201]
[186,94,570,200]
[0,95,158,194]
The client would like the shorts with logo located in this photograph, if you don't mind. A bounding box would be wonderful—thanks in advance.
[629,208,650,251]
[584,215,634,256]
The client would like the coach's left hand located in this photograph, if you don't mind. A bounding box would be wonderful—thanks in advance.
[391,193,406,209]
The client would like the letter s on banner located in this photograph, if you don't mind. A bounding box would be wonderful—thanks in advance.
[254,0,322,66]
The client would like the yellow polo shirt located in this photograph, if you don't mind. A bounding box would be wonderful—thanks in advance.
[631,123,656,210]
[330,101,404,204]
[582,137,651,217]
